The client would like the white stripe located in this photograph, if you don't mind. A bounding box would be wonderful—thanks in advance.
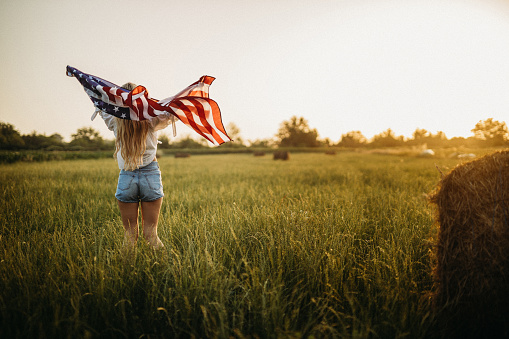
[131,91,145,101]
[129,106,138,120]
[177,98,227,144]
[110,88,124,106]
[85,88,101,100]
[158,96,175,106]
[120,91,129,102]
[138,95,151,120]
[179,99,205,128]
[97,86,111,105]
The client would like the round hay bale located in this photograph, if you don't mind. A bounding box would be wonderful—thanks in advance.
[429,151,509,338]
[419,149,435,157]
[253,151,265,157]
[273,151,289,160]
[174,152,190,158]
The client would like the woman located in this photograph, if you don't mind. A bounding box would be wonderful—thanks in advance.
[100,82,172,249]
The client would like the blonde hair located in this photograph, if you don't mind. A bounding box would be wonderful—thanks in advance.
[114,82,150,171]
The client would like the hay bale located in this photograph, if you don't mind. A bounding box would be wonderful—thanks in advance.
[325,150,336,155]
[419,149,435,157]
[273,151,289,160]
[429,151,509,338]
[174,152,190,158]
[458,153,476,159]
[253,151,265,157]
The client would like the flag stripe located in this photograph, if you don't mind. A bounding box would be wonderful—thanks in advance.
[170,99,216,144]
[188,98,218,142]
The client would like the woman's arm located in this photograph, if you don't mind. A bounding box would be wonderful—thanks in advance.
[151,112,174,132]
[99,111,116,132]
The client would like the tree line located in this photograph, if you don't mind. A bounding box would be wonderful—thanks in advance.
[242,117,509,149]
[265,117,509,149]
[1,117,508,151]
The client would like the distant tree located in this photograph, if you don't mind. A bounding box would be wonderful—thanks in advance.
[249,138,274,148]
[277,116,320,147]
[226,122,245,145]
[412,128,430,141]
[321,137,333,147]
[49,133,64,145]
[338,131,366,148]
[22,132,65,150]
[370,128,405,148]
[158,134,171,149]
[407,128,429,146]
[171,136,207,149]
[434,131,447,140]
[427,131,448,148]
[448,136,478,148]
[51,134,63,147]
[70,127,104,149]
[0,122,25,149]
[471,118,509,146]
[223,122,246,148]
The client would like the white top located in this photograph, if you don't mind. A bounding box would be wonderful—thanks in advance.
[100,111,172,170]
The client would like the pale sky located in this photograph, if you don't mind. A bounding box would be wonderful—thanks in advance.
[1,0,509,143]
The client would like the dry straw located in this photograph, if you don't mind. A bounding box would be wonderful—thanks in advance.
[429,150,509,338]
[273,151,289,160]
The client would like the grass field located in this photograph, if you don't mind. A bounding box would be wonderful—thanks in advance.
[0,152,465,338]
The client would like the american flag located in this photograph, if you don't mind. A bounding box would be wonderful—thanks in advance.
[66,66,231,146]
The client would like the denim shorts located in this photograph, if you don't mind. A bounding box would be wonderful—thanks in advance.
[115,161,164,203]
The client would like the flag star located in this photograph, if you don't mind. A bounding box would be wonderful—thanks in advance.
[121,113,126,118]
[113,107,119,112]
[79,73,83,78]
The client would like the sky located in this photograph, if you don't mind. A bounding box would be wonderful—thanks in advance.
[1,0,509,144]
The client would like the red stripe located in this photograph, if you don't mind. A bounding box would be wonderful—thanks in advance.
[176,97,229,144]
[134,97,145,120]
[190,98,224,144]
[189,98,216,138]
[102,87,117,103]
[147,102,159,118]
[147,98,167,118]
[115,88,126,106]
[125,89,134,115]
[126,86,144,120]
[200,76,215,85]
[170,100,215,144]
[173,100,214,142]
[209,99,229,138]
[193,97,229,144]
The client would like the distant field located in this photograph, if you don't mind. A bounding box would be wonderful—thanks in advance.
[0,152,466,338]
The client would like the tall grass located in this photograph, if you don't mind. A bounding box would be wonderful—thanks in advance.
[0,153,462,338]
[0,150,113,164]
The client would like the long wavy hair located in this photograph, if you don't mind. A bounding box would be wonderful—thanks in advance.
[114,82,150,171]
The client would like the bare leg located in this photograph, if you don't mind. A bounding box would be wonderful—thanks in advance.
[140,198,164,249]
[117,200,140,248]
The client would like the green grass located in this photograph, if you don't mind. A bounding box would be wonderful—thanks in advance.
[0,153,463,338]
[0,150,113,163]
